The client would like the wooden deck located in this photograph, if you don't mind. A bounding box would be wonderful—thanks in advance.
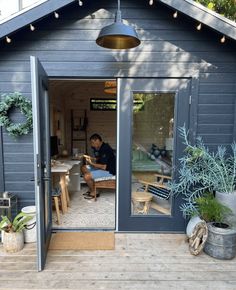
[0,233,236,290]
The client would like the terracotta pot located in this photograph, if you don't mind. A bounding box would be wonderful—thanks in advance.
[3,231,24,253]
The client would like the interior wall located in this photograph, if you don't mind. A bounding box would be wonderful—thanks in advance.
[49,80,117,155]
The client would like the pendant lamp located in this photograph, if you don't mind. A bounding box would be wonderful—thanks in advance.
[96,0,141,49]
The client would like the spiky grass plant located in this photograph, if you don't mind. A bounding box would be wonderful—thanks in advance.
[190,192,232,223]
[0,212,33,233]
[170,126,236,218]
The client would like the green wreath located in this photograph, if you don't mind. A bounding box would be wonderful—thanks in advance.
[0,92,33,137]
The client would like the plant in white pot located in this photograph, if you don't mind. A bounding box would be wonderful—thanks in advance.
[0,212,33,253]
[170,126,236,259]
[170,126,236,222]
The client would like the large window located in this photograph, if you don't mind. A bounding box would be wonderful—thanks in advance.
[131,93,175,216]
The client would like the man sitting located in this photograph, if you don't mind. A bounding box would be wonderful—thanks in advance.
[82,133,116,199]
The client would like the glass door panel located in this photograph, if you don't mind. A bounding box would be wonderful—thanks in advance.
[131,93,174,216]
[117,78,192,231]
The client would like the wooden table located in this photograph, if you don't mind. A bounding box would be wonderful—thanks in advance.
[132,191,153,214]
[51,164,72,214]
[51,160,81,214]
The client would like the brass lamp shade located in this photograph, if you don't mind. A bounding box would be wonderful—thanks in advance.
[104,80,117,94]
[96,5,140,50]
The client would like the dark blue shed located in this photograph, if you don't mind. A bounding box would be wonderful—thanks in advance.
[0,0,236,270]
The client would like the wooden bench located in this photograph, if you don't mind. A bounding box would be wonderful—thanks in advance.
[94,177,116,201]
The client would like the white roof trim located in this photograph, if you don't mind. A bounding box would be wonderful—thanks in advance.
[0,0,48,25]
[158,0,236,40]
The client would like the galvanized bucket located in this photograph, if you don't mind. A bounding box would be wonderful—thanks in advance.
[204,222,236,260]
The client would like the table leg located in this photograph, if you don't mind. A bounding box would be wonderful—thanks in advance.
[65,175,70,207]
[59,173,68,213]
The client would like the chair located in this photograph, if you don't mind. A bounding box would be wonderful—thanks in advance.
[94,176,116,201]
[138,173,171,214]
[51,187,62,225]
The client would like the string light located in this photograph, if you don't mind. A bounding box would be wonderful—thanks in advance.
[173,11,178,18]
[54,11,59,19]
[6,36,11,43]
[78,0,83,6]
[196,23,202,31]
[30,24,35,31]
[220,35,226,43]
[149,0,154,5]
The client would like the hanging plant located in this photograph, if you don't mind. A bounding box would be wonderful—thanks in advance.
[0,92,33,137]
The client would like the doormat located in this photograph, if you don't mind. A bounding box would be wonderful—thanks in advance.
[49,232,115,250]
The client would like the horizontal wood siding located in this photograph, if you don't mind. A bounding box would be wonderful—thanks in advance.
[0,127,4,192]
[0,0,235,207]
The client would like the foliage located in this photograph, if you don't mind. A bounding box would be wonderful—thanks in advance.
[0,212,33,233]
[0,92,33,137]
[187,192,232,223]
[170,125,236,218]
[196,0,236,21]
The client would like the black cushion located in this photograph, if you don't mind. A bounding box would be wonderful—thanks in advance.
[139,185,170,200]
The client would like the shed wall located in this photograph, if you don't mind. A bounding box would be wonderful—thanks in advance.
[0,0,236,208]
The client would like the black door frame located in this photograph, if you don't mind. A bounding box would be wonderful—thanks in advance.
[117,77,197,232]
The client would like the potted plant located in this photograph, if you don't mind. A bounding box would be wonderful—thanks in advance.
[170,126,236,259]
[170,126,236,221]
[186,192,232,236]
[192,193,236,260]
[0,212,33,253]
[191,192,232,224]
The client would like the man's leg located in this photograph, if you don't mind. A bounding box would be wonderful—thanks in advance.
[83,171,95,196]
[82,165,96,197]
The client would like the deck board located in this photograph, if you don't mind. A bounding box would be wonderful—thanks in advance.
[0,233,236,289]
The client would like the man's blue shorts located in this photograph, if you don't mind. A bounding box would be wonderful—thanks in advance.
[86,165,113,180]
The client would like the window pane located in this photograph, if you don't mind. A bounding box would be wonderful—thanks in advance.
[131,93,174,216]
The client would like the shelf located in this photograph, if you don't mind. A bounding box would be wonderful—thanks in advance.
[71,109,88,154]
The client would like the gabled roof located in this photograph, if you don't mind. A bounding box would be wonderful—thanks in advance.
[0,0,236,41]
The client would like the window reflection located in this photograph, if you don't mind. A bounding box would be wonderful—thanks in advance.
[131,93,174,216]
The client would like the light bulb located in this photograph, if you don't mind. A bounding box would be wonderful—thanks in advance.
[149,0,154,5]
[54,11,59,19]
[196,23,202,31]
[30,24,35,31]
[220,35,226,43]
[173,11,178,18]
[78,0,83,6]
[6,36,11,43]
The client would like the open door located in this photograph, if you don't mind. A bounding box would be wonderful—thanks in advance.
[31,56,52,271]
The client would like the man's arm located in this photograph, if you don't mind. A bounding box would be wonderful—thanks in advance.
[84,155,107,170]
[89,161,107,170]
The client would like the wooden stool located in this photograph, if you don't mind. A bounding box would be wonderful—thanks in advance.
[94,179,116,201]
[132,191,153,214]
